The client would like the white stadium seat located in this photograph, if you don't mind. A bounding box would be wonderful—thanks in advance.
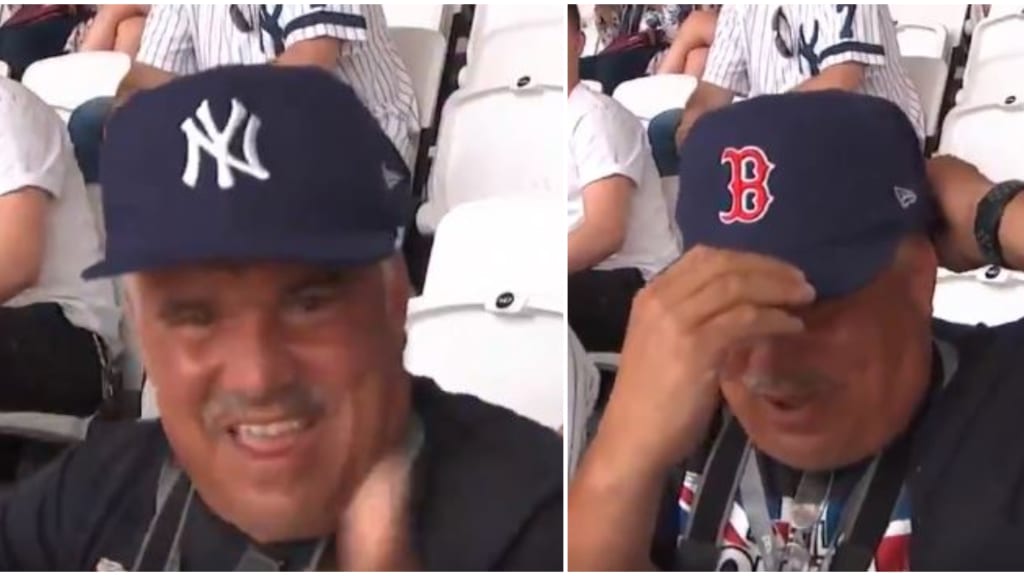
[568,328,599,478]
[612,74,698,127]
[422,197,563,301]
[582,79,603,92]
[958,13,1024,106]
[889,4,968,47]
[987,4,1024,19]
[382,4,454,35]
[466,4,562,64]
[0,60,7,78]
[417,81,562,234]
[389,26,447,128]
[933,267,1024,326]
[460,19,562,90]
[21,51,130,122]
[939,100,1024,182]
[896,23,948,59]
[901,56,948,137]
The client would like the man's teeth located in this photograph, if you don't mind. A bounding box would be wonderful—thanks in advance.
[236,419,305,439]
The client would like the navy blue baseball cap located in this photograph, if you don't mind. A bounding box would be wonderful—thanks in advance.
[83,65,411,279]
[677,90,934,299]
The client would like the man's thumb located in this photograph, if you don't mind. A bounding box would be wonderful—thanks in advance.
[338,454,416,571]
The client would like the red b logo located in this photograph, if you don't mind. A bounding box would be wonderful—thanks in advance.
[719,146,775,225]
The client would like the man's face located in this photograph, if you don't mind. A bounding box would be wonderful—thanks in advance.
[128,260,410,543]
[568,18,584,85]
[719,240,937,471]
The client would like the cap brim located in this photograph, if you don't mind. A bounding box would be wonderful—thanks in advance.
[82,231,396,279]
[782,235,899,300]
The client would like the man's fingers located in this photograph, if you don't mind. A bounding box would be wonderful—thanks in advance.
[702,305,806,352]
[652,246,808,304]
[339,454,416,571]
[678,269,815,327]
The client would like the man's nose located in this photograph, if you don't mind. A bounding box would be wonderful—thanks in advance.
[216,314,296,396]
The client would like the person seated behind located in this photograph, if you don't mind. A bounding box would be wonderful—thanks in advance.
[648,4,924,176]
[653,6,718,77]
[0,76,121,472]
[569,89,1024,570]
[68,4,419,185]
[74,4,149,57]
[0,65,561,571]
[568,5,681,354]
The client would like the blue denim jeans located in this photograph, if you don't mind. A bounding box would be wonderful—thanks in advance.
[647,107,683,177]
[67,96,114,184]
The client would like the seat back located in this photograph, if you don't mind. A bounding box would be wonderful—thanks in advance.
[900,56,949,136]
[461,20,563,90]
[404,292,564,429]
[22,52,130,122]
[896,23,948,59]
[383,4,454,35]
[0,60,8,78]
[933,267,1024,326]
[612,74,698,127]
[889,4,968,47]
[419,83,562,233]
[938,101,1024,181]
[423,197,563,300]
[466,4,563,63]
[389,26,448,127]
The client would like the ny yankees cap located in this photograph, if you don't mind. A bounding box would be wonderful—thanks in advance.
[82,65,411,279]
[677,90,934,299]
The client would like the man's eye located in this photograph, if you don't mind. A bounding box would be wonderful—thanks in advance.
[162,306,215,327]
[288,288,336,314]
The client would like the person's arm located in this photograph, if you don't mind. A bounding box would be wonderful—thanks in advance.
[78,4,149,52]
[273,5,371,71]
[114,5,192,105]
[0,188,47,303]
[674,6,745,148]
[927,155,1024,272]
[569,102,651,273]
[792,5,888,94]
[792,61,865,92]
[568,177,632,273]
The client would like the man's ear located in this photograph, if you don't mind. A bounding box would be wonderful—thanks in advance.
[383,255,410,341]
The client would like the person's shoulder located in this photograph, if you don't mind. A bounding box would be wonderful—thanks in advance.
[411,377,562,570]
[0,76,63,141]
[570,84,642,135]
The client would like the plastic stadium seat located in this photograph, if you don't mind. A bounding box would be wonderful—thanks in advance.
[958,13,1024,106]
[404,290,563,429]
[612,74,698,127]
[901,56,948,137]
[938,100,1024,181]
[466,4,563,64]
[896,23,948,59]
[889,4,968,47]
[389,27,447,128]
[382,4,454,35]
[417,80,562,234]
[933,267,1024,326]
[661,176,683,246]
[987,4,1024,19]
[460,20,562,90]
[422,197,563,302]
[21,52,130,122]
[0,60,7,77]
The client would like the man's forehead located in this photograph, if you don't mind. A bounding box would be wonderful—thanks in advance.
[127,262,368,292]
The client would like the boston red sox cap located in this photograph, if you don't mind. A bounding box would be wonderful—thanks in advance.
[83,64,411,279]
[676,90,935,299]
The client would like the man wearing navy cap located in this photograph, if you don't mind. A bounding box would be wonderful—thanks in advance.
[0,65,561,571]
[569,90,1024,570]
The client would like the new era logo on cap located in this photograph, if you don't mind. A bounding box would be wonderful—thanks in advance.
[677,90,934,298]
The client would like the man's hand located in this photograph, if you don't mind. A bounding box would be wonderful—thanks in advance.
[568,247,813,571]
[594,246,814,476]
[927,155,994,272]
[337,453,417,571]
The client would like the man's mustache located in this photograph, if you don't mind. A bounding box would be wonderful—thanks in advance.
[202,384,327,429]
[742,372,839,397]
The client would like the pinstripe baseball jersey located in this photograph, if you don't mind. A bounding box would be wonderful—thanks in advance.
[136,5,419,167]
[703,5,924,143]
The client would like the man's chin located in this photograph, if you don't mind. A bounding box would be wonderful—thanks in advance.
[211,488,338,544]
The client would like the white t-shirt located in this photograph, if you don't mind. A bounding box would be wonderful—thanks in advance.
[137,4,419,167]
[0,77,121,355]
[704,4,924,144]
[567,84,680,280]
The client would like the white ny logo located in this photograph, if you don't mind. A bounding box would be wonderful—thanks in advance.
[180,98,270,190]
